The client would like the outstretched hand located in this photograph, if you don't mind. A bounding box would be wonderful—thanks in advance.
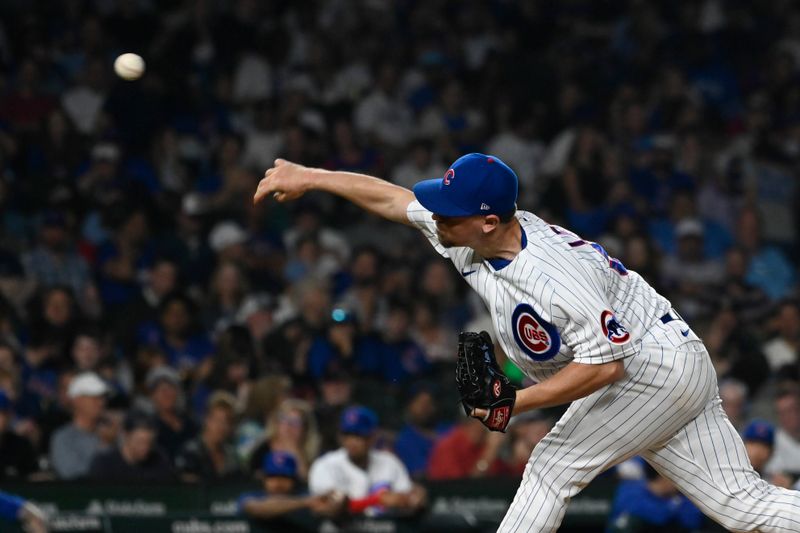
[253,158,312,205]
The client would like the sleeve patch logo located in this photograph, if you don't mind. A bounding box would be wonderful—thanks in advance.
[512,303,561,361]
[601,310,631,344]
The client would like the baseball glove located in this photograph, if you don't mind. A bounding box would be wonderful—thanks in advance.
[455,331,516,432]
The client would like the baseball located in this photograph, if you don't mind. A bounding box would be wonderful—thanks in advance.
[114,53,145,81]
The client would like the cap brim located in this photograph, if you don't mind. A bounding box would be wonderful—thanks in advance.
[412,178,473,217]
[340,429,375,437]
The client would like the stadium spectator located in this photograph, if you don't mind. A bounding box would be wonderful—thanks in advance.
[145,366,197,461]
[247,398,321,481]
[238,451,343,521]
[660,218,724,321]
[718,247,771,322]
[49,372,108,479]
[394,385,444,479]
[743,420,775,477]
[137,292,214,377]
[704,308,770,395]
[495,411,555,478]
[428,416,505,480]
[736,207,795,301]
[410,299,457,363]
[763,300,800,373]
[314,367,355,453]
[236,375,292,462]
[389,140,447,191]
[69,328,103,373]
[0,390,37,480]
[115,258,179,352]
[377,301,431,384]
[719,379,750,432]
[335,246,383,318]
[176,391,242,482]
[21,211,91,300]
[88,410,174,482]
[309,406,425,516]
[204,261,250,335]
[766,388,800,480]
[354,63,414,150]
[305,309,363,380]
[606,462,703,533]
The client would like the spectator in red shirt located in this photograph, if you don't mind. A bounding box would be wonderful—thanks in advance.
[427,416,504,479]
[494,411,555,478]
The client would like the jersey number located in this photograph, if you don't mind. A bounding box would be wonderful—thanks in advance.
[550,225,628,275]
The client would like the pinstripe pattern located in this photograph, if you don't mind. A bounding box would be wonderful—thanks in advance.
[406,201,800,532]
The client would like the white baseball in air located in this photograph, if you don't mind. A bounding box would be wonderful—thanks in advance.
[114,53,145,81]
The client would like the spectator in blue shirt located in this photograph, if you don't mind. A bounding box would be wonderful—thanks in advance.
[394,385,446,479]
[21,210,92,301]
[379,302,430,384]
[607,462,703,532]
[137,292,214,375]
[738,207,795,300]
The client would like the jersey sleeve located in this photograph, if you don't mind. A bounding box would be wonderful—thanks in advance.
[308,455,337,495]
[549,275,638,365]
[388,454,413,493]
[406,200,448,258]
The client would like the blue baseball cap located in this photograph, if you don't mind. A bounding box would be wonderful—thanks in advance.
[262,451,298,478]
[340,406,378,436]
[412,153,518,217]
[743,420,775,447]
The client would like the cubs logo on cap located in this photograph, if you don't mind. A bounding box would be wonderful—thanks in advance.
[511,303,561,361]
[743,420,774,447]
[412,153,518,217]
[601,310,630,344]
[340,406,378,436]
[262,451,298,478]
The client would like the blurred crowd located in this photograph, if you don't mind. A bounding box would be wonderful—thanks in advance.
[0,0,799,528]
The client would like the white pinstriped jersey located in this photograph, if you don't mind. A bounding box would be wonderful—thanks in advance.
[407,200,673,383]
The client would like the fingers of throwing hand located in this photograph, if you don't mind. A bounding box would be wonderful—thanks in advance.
[253,179,275,204]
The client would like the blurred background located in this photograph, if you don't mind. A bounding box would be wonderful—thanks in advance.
[0,0,799,531]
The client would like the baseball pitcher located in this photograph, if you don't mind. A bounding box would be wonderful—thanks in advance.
[254,153,800,532]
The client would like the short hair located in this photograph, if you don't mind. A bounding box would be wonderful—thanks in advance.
[719,379,748,401]
[498,209,517,224]
[124,410,157,433]
[776,384,800,404]
[207,390,237,414]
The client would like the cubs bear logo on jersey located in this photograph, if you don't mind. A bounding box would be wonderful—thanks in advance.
[600,310,630,344]
[512,303,561,361]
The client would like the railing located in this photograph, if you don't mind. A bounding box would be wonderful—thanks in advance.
[1,478,618,532]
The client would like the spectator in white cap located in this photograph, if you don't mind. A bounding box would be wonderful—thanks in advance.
[661,217,724,320]
[145,366,197,461]
[49,372,108,479]
[209,221,248,262]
